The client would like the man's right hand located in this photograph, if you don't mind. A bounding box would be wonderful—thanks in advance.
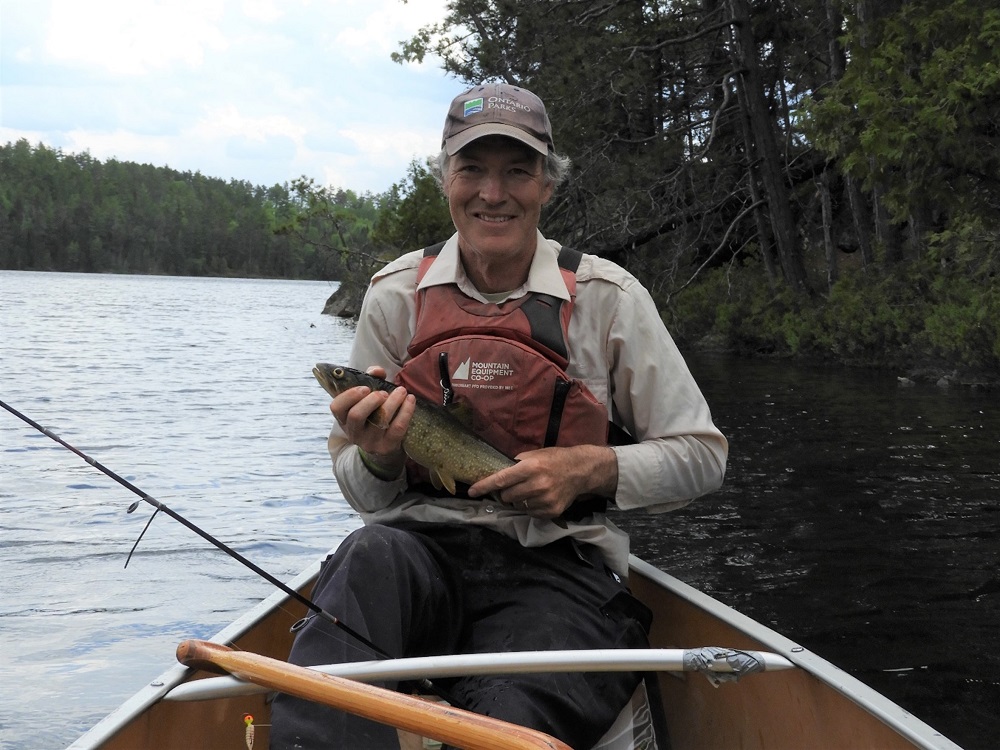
[330,366,414,476]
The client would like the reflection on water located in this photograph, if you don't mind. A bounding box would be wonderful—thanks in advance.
[617,355,999,750]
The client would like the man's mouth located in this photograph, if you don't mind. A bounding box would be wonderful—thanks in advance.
[476,213,513,224]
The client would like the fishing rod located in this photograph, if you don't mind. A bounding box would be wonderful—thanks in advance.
[0,398,379,644]
[0,397,457,703]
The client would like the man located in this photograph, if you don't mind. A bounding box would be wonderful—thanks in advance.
[270,82,727,749]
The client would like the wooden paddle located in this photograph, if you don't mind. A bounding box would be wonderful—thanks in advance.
[176,640,572,750]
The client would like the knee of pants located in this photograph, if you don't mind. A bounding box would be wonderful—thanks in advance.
[310,524,462,659]
[333,523,425,566]
[312,525,429,602]
[317,523,457,628]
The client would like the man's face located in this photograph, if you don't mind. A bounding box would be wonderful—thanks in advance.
[443,136,554,270]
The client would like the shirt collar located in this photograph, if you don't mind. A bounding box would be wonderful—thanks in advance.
[418,231,571,303]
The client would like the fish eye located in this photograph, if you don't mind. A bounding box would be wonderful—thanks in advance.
[333,368,344,377]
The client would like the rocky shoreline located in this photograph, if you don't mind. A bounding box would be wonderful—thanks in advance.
[321,282,365,319]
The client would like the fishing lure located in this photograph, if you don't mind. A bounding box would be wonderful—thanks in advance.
[243,713,255,750]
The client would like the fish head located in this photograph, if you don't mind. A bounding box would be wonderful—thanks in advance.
[313,363,391,399]
[313,363,360,399]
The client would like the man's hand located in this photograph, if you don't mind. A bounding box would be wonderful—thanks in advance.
[468,444,618,519]
[330,366,414,475]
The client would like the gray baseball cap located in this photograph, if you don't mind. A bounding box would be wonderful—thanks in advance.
[442,82,554,155]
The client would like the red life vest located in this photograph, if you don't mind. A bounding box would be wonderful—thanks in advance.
[395,244,610,494]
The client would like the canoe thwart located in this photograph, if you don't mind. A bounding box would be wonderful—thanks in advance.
[166,646,796,703]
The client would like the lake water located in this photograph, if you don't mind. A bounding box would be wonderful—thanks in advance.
[1,271,358,748]
[1,271,997,749]
[616,355,999,750]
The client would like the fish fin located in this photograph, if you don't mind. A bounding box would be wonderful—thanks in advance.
[366,406,391,430]
[430,468,457,495]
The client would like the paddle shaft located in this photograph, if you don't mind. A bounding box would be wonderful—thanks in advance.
[177,640,571,750]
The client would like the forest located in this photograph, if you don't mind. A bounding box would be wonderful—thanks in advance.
[2,0,998,377]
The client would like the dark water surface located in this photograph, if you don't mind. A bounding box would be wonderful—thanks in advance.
[2,271,996,749]
[618,355,999,750]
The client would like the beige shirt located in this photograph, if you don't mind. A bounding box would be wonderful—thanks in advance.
[328,231,728,577]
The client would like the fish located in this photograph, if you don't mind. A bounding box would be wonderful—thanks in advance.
[312,363,515,494]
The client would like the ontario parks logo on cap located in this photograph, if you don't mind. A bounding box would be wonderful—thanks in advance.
[463,98,484,117]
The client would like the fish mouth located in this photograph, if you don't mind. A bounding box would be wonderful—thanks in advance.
[312,364,343,397]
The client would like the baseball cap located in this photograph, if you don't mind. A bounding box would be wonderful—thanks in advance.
[441,82,554,156]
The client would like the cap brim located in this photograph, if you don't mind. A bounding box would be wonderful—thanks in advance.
[444,123,550,156]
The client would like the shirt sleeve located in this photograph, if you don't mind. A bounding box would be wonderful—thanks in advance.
[604,276,728,512]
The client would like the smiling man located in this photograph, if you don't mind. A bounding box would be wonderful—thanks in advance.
[270,83,728,749]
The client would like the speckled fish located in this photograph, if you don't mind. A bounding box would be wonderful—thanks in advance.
[312,363,515,494]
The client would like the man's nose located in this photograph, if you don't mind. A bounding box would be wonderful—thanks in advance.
[478,172,507,203]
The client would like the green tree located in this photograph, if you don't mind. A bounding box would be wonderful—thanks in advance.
[371,159,453,252]
[396,0,830,295]
[275,177,384,283]
[805,0,1000,263]
[0,140,323,278]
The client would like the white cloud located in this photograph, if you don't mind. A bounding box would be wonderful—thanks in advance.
[2,0,459,192]
[339,125,437,168]
[241,0,283,24]
[188,104,307,145]
[43,0,229,75]
[335,0,447,63]
[61,128,176,166]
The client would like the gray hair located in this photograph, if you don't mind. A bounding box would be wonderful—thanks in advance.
[430,148,572,192]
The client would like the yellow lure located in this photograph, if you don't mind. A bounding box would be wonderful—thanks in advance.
[242,713,255,750]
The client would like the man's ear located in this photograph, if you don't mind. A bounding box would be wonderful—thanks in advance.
[541,179,555,206]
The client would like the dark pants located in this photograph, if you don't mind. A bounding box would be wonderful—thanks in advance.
[269,522,651,750]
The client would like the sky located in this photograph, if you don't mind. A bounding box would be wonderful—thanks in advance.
[0,0,465,194]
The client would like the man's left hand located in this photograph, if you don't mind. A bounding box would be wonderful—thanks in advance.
[468,444,618,519]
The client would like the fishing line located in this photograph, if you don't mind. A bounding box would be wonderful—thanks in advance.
[124,506,161,568]
[0,398,458,705]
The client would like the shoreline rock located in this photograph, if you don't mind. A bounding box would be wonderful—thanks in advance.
[322,283,365,319]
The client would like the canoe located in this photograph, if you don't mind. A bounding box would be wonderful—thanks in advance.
[68,553,963,750]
